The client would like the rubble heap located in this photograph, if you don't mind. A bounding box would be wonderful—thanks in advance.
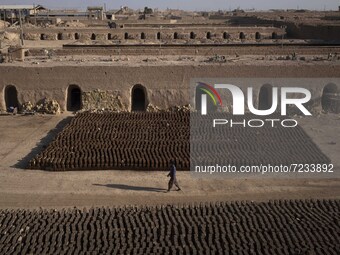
[81,89,127,112]
[21,98,60,114]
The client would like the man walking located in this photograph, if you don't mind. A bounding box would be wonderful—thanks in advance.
[167,160,181,192]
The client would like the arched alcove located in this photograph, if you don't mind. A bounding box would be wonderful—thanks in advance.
[206,32,211,39]
[190,32,195,39]
[322,83,339,113]
[141,32,146,40]
[67,85,82,111]
[156,32,161,40]
[108,33,112,40]
[131,85,147,112]
[75,33,80,40]
[239,32,245,40]
[255,32,261,40]
[124,32,129,40]
[259,84,273,110]
[4,85,19,111]
[223,32,229,39]
[174,32,178,39]
[272,32,277,39]
[57,33,63,40]
[91,33,96,40]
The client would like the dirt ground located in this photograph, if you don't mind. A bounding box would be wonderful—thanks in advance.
[0,113,339,209]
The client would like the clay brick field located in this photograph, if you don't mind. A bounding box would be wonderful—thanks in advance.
[28,112,330,171]
[0,200,339,255]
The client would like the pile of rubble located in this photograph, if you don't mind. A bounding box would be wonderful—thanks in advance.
[81,89,127,112]
[0,31,20,46]
[22,98,61,114]
[167,104,192,112]
[146,104,162,112]
[147,104,193,112]
[57,21,86,28]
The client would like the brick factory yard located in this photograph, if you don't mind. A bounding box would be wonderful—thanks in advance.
[0,113,339,209]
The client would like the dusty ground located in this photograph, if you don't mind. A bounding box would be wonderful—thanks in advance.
[0,113,339,209]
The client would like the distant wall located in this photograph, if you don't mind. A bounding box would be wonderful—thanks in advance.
[0,64,339,113]
[19,27,285,41]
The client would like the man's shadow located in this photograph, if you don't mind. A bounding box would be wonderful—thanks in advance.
[93,183,167,193]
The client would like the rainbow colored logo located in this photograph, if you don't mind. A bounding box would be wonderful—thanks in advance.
[197,82,223,107]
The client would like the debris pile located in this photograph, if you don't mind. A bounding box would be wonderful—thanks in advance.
[35,98,61,114]
[0,31,20,46]
[81,89,127,112]
[167,104,192,112]
[146,104,162,112]
[21,99,61,114]
[206,54,227,63]
[21,101,34,112]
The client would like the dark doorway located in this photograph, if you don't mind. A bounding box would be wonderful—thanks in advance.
[75,33,80,40]
[240,32,245,40]
[108,33,112,40]
[190,32,195,39]
[5,85,19,111]
[157,32,161,40]
[57,33,63,40]
[125,32,129,40]
[67,85,82,111]
[259,84,273,110]
[141,32,146,39]
[255,32,261,40]
[131,85,147,112]
[195,84,217,112]
[223,32,229,39]
[272,32,277,39]
[91,33,96,40]
[174,32,178,39]
[40,34,46,40]
[322,83,339,113]
[207,32,211,39]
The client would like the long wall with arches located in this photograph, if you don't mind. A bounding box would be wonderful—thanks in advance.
[20,26,286,42]
[0,64,339,114]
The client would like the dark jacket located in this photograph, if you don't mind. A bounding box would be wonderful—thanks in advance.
[168,164,176,178]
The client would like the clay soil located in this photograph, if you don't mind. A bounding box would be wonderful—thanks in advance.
[0,113,339,209]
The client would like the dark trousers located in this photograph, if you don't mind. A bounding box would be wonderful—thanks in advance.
[168,177,180,191]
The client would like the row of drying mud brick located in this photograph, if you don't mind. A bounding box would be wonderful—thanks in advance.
[0,200,339,255]
[28,112,330,171]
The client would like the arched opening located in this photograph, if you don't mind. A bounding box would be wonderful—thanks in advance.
[157,32,161,40]
[322,83,339,113]
[239,32,245,40]
[174,32,178,39]
[272,32,277,39]
[57,33,63,40]
[190,32,195,39]
[40,34,46,40]
[141,32,146,40]
[4,85,19,111]
[108,33,112,40]
[195,84,217,113]
[255,32,261,40]
[259,84,273,110]
[91,33,96,40]
[206,32,211,39]
[67,85,82,111]
[131,85,147,112]
[75,33,80,40]
[223,32,229,39]
[125,32,129,40]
